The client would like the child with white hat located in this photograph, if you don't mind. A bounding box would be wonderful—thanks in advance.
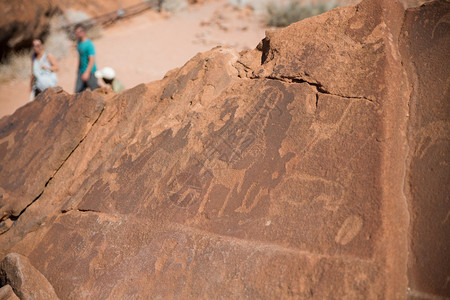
[95,67,125,93]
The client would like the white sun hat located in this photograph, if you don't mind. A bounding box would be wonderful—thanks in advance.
[95,67,116,80]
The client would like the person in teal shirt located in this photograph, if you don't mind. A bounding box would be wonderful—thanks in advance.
[74,24,99,92]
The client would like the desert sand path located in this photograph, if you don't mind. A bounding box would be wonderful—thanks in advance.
[0,0,266,118]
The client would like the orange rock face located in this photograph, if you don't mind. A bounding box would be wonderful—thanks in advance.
[0,0,448,298]
[0,253,59,299]
[0,285,19,300]
[399,0,450,297]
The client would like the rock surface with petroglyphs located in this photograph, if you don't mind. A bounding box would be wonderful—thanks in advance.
[0,0,449,298]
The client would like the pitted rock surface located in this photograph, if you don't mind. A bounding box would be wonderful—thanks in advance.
[0,285,20,300]
[399,0,450,297]
[0,0,448,298]
[0,253,59,300]
[0,88,104,226]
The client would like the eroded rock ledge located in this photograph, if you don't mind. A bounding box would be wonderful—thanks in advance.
[0,0,448,298]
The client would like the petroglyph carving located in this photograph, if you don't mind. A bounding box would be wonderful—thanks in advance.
[413,121,449,159]
[335,215,363,246]
[163,161,214,209]
[165,83,292,219]
[1,1,448,297]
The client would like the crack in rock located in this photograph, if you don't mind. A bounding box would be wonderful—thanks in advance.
[263,75,377,103]
[0,105,105,231]
[61,208,101,214]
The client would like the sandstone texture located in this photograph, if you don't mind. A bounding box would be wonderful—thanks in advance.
[0,285,20,300]
[0,253,59,300]
[0,87,104,228]
[0,0,449,298]
[399,1,450,297]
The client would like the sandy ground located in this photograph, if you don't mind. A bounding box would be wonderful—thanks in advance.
[0,0,266,118]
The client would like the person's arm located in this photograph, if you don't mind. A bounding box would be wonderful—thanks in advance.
[30,57,35,91]
[81,55,95,81]
[43,53,59,72]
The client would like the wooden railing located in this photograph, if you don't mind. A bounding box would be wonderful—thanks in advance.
[60,0,163,37]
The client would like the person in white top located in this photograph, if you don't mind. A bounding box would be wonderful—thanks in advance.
[30,38,59,99]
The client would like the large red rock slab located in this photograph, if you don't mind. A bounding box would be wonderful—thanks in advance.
[0,88,104,225]
[1,43,389,297]
[74,78,381,259]
[0,85,147,256]
[399,0,450,298]
[0,0,448,298]
[8,57,387,299]
[0,253,59,299]
[0,285,20,300]
[252,0,406,101]
[28,211,382,298]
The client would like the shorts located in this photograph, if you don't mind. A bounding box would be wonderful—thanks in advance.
[75,72,99,93]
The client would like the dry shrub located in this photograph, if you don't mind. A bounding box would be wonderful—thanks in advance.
[85,25,104,40]
[0,15,73,84]
[64,9,90,24]
[227,0,270,12]
[0,51,32,83]
[45,30,71,60]
[266,0,342,27]
[63,9,103,40]
[46,17,73,60]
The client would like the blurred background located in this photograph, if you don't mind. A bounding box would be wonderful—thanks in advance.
[0,0,426,117]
